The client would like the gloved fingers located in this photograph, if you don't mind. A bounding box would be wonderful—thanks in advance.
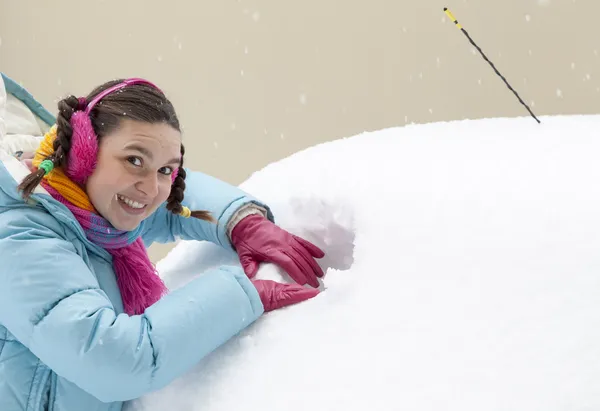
[269,250,309,286]
[291,241,325,280]
[283,249,320,288]
[278,283,320,307]
[253,279,319,311]
[240,254,260,278]
[292,234,325,259]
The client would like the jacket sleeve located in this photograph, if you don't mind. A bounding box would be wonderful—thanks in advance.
[0,208,264,402]
[140,168,274,251]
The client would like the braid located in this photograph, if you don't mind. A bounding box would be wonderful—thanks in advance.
[17,96,79,200]
[53,96,79,166]
[166,144,215,222]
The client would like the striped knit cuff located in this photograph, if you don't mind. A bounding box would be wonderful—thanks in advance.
[226,203,268,240]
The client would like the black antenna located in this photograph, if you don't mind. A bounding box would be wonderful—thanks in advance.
[444,7,540,123]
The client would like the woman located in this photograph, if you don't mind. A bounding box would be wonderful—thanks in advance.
[0,78,325,411]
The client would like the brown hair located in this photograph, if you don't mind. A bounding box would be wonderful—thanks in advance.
[18,79,214,222]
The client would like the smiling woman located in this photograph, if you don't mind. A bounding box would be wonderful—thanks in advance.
[20,79,214,227]
[0,77,325,411]
[87,120,183,231]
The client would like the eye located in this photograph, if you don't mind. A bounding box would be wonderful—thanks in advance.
[127,156,142,167]
[159,166,173,175]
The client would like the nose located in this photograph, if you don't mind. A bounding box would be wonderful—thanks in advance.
[135,172,159,198]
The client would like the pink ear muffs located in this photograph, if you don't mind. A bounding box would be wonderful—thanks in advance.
[67,109,99,184]
[66,78,181,185]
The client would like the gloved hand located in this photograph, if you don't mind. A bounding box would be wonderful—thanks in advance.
[231,214,326,288]
[252,279,319,312]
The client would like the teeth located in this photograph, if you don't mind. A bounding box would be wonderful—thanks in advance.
[118,195,145,209]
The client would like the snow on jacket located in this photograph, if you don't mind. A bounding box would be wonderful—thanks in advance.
[0,150,272,411]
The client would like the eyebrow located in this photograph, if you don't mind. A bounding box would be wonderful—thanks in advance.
[124,144,181,165]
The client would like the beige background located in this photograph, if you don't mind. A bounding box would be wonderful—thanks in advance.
[1,0,598,261]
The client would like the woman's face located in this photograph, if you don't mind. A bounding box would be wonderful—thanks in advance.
[85,119,181,231]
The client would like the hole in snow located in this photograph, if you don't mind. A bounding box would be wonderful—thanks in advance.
[278,196,356,274]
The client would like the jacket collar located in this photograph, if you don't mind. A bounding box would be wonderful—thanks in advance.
[0,150,112,261]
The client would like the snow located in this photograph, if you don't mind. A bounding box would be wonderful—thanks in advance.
[126,115,600,411]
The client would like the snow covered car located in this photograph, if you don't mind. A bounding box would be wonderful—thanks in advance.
[128,114,600,411]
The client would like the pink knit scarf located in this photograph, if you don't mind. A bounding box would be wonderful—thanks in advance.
[42,181,168,316]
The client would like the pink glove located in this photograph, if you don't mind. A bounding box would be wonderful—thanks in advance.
[252,279,319,312]
[231,214,325,288]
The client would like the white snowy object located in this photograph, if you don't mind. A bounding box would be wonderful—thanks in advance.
[0,76,46,155]
[126,115,600,411]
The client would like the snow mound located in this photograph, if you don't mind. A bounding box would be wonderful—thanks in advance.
[127,115,600,411]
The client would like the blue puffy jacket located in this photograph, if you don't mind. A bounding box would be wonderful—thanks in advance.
[0,151,270,411]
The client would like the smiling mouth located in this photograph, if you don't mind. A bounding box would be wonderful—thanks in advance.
[117,194,148,213]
